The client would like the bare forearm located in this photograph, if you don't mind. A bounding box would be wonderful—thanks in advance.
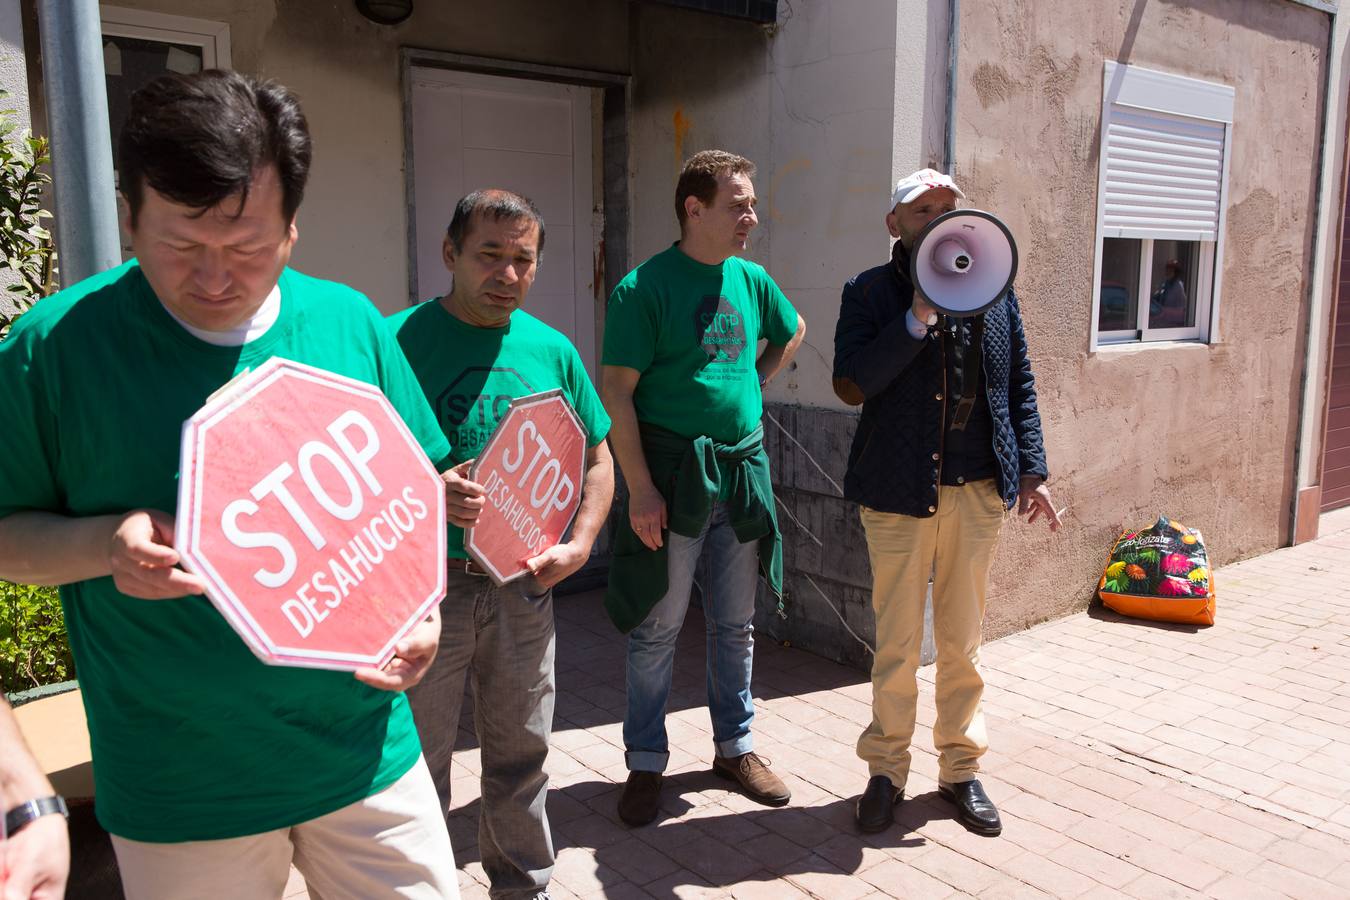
[602,393,656,495]
[756,343,788,383]
[568,453,614,551]
[757,317,806,384]
[1,699,53,807]
[0,511,120,586]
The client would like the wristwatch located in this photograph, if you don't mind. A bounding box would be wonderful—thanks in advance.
[4,795,68,837]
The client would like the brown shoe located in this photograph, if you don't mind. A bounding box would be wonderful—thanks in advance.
[712,752,791,806]
[618,771,663,826]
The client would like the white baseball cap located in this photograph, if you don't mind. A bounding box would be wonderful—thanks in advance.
[889,168,965,211]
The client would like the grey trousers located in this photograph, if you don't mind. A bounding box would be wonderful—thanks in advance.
[407,568,556,900]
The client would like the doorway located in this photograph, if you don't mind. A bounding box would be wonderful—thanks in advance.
[407,65,598,374]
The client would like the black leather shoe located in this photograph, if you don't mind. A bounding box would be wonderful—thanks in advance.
[618,771,663,827]
[939,779,1002,836]
[855,775,903,833]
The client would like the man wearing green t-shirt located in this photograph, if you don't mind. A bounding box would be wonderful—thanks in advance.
[392,190,614,900]
[601,150,806,827]
[0,71,458,898]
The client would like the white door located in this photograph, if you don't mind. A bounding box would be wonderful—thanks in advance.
[409,67,596,374]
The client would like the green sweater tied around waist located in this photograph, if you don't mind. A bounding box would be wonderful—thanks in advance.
[604,421,783,634]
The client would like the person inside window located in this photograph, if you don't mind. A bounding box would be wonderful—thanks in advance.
[1149,258,1188,328]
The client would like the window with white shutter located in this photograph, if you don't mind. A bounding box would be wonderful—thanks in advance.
[1091,62,1234,347]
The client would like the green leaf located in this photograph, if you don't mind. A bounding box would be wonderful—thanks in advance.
[0,104,57,341]
[1,580,72,692]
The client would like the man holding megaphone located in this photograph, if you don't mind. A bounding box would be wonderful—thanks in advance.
[832,169,1059,837]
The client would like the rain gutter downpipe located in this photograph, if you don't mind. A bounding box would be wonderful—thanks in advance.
[37,0,120,284]
[1291,4,1339,543]
[944,0,959,173]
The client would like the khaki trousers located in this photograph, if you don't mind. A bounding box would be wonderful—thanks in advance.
[857,481,1005,788]
[111,756,459,900]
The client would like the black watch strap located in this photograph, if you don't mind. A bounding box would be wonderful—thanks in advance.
[4,795,68,837]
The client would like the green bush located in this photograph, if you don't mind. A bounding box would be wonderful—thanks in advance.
[0,86,58,339]
[0,90,67,694]
[1,580,72,693]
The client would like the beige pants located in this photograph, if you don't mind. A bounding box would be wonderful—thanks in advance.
[857,482,1006,788]
[111,756,459,900]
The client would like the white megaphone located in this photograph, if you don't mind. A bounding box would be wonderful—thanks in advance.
[910,209,1018,318]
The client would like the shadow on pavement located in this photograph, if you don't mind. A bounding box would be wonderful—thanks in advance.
[448,774,972,897]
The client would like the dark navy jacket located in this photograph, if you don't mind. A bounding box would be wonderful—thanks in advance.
[832,244,1048,517]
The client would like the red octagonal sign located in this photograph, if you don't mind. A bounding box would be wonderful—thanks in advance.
[467,390,586,584]
[175,357,447,670]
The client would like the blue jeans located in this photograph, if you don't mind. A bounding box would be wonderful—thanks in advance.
[624,502,760,772]
[407,568,555,900]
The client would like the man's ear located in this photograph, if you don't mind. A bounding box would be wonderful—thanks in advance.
[684,194,703,226]
[885,209,902,239]
[442,236,458,273]
[118,193,133,241]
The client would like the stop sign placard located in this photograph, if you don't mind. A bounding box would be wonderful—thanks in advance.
[466,390,586,584]
[175,357,447,670]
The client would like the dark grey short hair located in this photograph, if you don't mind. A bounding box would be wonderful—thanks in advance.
[120,69,311,226]
[446,189,546,255]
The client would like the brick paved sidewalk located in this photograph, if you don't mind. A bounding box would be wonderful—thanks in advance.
[289,509,1350,899]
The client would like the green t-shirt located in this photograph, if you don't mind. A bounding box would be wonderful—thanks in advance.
[388,300,611,559]
[0,261,451,842]
[602,243,798,443]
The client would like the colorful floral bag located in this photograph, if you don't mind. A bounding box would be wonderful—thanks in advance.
[1097,515,1215,626]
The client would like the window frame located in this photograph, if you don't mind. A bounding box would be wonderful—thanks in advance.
[1097,238,1216,344]
[1090,62,1234,350]
[98,7,232,257]
[99,6,232,70]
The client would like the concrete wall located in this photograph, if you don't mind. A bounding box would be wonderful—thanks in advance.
[757,0,1332,661]
[76,0,631,312]
[627,1,955,662]
[40,0,930,664]
[627,0,948,409]
[764,0,943,411]
[626,4,772,266]
[19,0,1330,663]
[0,0,29,127]
[954,0,1330,638]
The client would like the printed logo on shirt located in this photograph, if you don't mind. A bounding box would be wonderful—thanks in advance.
[435,366,534,458]
[694,295,747,365]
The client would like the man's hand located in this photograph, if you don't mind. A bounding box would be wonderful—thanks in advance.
[1,814,69,900]
[831,376,865,406]
[1018,476,1062,532]
[443,460,486,529]
[108,510,206,599]
[524,540,590,590]
[628,483,667,551]
[912,291,938,328]
[354,606,440,691]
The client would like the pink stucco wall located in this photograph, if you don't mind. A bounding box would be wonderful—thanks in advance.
[957,0,1331,636]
